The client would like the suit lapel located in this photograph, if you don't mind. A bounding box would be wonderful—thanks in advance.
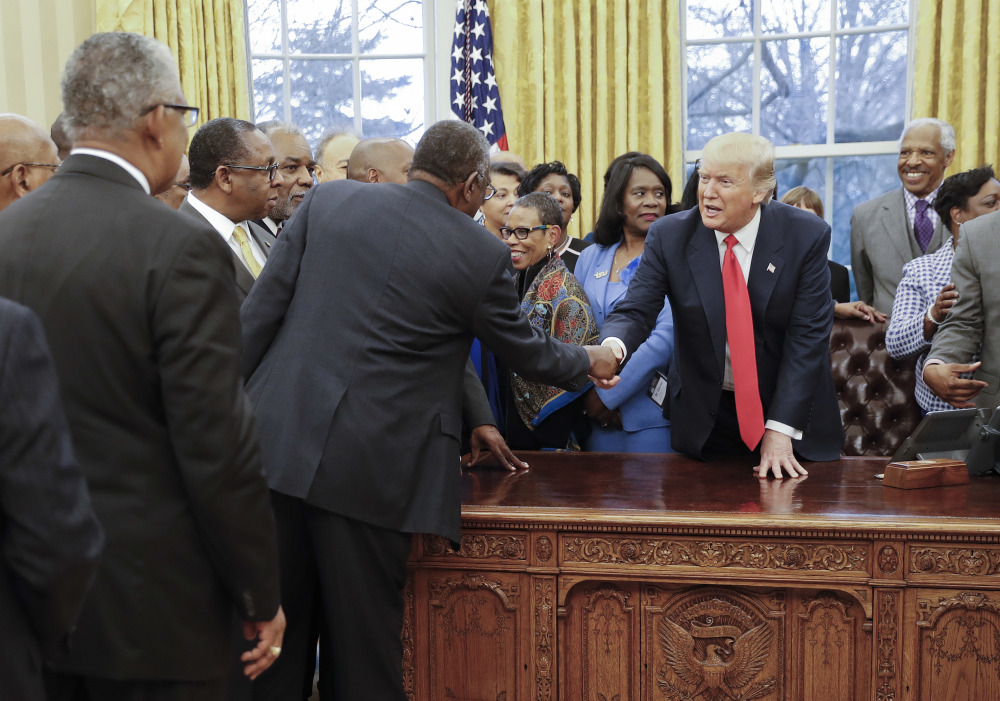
[747,204,784,321]
[883,190,915,263]
[179,201,255,295]
[247,220,277,258]
[687,224,727,372]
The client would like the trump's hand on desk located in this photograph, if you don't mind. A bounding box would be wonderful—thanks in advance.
[584,345,621,389]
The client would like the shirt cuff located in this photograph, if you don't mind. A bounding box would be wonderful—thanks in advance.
[602,337,627,363]
[765,420,803,441]
[924,358,945,369]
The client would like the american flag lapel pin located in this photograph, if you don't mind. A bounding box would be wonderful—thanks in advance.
[767,263,776,274]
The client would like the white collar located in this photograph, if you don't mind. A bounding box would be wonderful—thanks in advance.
[186,192,249,239]
[71,148,151,194]
[713,206,762,253]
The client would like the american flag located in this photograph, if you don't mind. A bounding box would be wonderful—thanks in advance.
[450,0,508,150]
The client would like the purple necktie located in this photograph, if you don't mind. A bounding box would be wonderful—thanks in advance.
[914,199,933,253]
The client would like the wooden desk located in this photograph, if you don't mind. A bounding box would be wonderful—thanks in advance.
[403,453,1000,701]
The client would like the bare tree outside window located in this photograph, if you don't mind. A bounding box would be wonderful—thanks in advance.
[246,0,426,147]
[685,0,911,295]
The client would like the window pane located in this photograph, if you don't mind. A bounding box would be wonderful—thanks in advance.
[761,0,830,34]
[833,153,898,276]
[360,58,424,140]
[834,30,907,142]
[287,0,352,55]
[360,0,423,55]
[288,59,354,145]
[251,59,284,123]
[686,43,753,150]
[760,38,829,146]
[776,157,826,204]
[685,0,753,40]
[839,0,909,29]
[246,0,281,55]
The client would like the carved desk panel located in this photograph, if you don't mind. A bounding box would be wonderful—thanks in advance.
[406,453,1000,700]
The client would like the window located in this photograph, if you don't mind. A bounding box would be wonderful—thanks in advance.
[683,0,913,276]
[245,0,430,145]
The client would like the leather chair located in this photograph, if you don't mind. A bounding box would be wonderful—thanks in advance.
[829,318,922,456]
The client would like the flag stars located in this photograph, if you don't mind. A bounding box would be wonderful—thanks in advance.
[470,47,483,65]
[483,96,497,114]
[451,68,464,85]
[478,121,494,138]
[484,73,497,91]
[471,22,486,40]
[452,44,464,62]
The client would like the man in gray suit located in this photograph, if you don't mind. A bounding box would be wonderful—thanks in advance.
[241,120,620,700]
[851,118,955,313]
[0,33,284,700]
[184,118,283,301]
[0,298,103,701]
[923,209,1000,408]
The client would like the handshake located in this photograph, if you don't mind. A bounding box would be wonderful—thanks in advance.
[584,343,622,389]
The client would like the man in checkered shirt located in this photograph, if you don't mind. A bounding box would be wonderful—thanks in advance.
[886,166,1000,412]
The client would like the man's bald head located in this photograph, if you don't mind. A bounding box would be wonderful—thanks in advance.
[0,114,60,211]
[491,150,527,170]
[347,138,413,184]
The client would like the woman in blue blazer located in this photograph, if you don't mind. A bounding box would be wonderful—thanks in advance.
[577,153,678,453]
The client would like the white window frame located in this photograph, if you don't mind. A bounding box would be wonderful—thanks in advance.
[245,0,459,137]
[680,0,917,227]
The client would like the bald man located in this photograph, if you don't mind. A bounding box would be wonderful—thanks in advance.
[315,130,360,183]
[0,114,60,212]
[491,150,527,170]
[347,138,413,184]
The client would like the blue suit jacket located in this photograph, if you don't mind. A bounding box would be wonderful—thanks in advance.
[576,242,672,432]
[600,202,842,461]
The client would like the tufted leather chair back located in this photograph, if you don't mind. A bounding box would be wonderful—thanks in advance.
[829,318,922,456]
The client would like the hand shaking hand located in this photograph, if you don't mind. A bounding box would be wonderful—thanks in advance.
[584,345,620,389]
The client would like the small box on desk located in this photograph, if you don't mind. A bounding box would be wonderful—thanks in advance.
[883,458,970,489]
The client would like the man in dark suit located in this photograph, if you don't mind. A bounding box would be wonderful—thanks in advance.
[602,132,842,479]
[183,118,283,301]
[0,33,284,700]
[0,298,103,701]
[241,120,620,700]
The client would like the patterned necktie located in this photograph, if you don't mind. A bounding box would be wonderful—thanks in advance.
[722,235,765,450]
[232,225,262,278]
[914,199,933,253]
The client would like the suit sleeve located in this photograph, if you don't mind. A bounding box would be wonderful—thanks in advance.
[153,230,280,621]
[470,254,590,391]
[599,225,674,354]
[885,259,934,360]
[241,187,311,379]
[0,303,103,657]
[928,228,983,365]
[596,296,672,410]
[768,226,835,428]
[462,358,495,427]
[850,208,874,305]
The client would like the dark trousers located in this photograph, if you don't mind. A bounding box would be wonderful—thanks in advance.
[252,492,413,701]
[702,390,758,458]
[45,673,226,701]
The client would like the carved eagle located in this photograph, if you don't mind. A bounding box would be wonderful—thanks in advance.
[659,617,773,699]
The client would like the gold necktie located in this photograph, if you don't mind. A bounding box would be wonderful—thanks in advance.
[232,225,262,278]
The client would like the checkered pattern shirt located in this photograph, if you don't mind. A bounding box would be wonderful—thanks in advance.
[885,240,969,413]
[903,187,942,244]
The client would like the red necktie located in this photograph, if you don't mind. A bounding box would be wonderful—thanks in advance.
[722,234,765,450]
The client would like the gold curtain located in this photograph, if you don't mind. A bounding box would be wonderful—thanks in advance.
[489,0,683,237]
[913,0,1000,173]
[96,0,251,125]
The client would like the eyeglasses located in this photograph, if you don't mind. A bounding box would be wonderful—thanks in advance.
[174,181,192,191]
[499,225,550,240]
[140,103,200,128]
[0,162,60,176]
[476,171,496,201]
[223,163,280,181]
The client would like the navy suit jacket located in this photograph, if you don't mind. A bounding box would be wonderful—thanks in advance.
[600,202,842,461]
[0,299,102,701]
[241,179,591,543]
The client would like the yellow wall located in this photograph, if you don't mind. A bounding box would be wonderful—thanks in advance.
[0,0,96,127]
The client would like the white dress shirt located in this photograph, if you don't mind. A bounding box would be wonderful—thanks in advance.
[185,193,267,271]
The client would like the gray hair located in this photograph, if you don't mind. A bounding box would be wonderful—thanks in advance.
[510,192,564,229]
[256,120,304,139]
[900,118,956,155]
[61,33,180,141]
[315,128,360,168]
[410,120,489,186]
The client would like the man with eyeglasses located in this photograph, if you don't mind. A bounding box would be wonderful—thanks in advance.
[184,117,284,301]
[154,154,190,210]
[0,33,284,700]
[253,121,316,236]
[0,113,60,212]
